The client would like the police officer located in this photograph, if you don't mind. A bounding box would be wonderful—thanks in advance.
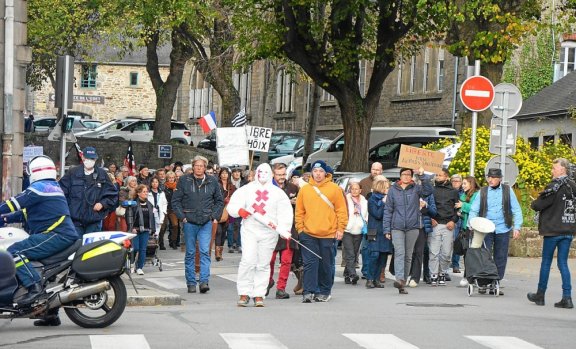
[0,156,79,325]
[59,147,118,236]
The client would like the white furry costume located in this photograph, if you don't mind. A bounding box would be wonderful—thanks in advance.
[227,163,293,298]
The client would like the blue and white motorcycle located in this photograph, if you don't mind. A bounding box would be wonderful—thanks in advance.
[0,227,135,328]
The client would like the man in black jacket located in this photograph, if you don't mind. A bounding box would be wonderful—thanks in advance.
[528,158,576,309]
[172,155,224,294]
[428,168,459,286]
[59,147,118,236]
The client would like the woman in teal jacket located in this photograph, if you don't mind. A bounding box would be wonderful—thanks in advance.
[454,176,479,287]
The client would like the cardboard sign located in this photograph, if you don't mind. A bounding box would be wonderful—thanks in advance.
[216,127,250,167]
[397,144,445,174]
[246,126,272,152]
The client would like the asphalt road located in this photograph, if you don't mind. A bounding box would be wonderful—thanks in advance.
[1,248,575,349]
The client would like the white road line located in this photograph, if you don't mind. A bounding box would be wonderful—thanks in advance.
[90,335,150,349]
[220,333,289,349]
[219,274,238,283]
[145,277,186,289]
[466,336,544,349]
[343,334,419,349]
[162,262,176,267]
[464,90,491,98]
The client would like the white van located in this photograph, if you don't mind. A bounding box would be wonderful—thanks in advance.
[305,127,457,170]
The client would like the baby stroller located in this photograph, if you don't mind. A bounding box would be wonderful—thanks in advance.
[465,217,500,297]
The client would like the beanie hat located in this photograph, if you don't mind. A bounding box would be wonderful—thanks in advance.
[311,160,329,173]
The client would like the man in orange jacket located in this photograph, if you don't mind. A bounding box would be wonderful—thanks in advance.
[295,160,348,303]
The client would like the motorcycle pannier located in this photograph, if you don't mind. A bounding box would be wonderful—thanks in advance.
[72,240,127,281]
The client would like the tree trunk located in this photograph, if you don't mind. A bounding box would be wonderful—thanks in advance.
[338,93,374,172]
[148,29,193,144]
[303,83,320,164]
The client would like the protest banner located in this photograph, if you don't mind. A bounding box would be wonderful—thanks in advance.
[397,144,445,174]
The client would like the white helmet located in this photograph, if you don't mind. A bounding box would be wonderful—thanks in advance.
[27,156,57,183]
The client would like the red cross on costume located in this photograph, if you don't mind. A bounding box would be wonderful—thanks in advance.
[256,190,269,202]
[252,202,266,215]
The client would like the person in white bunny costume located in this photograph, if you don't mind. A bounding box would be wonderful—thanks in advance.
[227,163,293,307]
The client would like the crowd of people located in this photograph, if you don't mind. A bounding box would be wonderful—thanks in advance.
[1,145,574,314]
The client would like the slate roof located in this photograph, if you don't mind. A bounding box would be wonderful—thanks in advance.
[514,71,576,120]
[77,44,172,66]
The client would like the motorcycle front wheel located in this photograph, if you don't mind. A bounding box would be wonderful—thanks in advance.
[64,275,127,328]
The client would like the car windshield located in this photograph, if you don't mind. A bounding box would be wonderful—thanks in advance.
[275,136,300,152]
[171,122,188,130]
[82,120,102,129]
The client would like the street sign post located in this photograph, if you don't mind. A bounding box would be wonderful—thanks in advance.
[489,83,523,182]
[485,156,519,186]
[489,118,518,155]
[460,76,495,112]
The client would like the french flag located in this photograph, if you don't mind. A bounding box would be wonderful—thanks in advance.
[198,111,217,133]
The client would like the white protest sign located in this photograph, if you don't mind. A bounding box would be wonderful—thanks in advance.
[216,127,250,167]
[246,126,273,152]
[23,146,44,163]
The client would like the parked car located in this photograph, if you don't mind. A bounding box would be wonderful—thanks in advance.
[196,132,216,151]
[75,118,141,138]
[33,116,102,133]
[98,119,193,145]
[267,132,331,160]
[271,139,332,177]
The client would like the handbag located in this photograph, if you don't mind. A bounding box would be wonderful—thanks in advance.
[361,215,368,235]
[453,229,470,256]
[219,205,229,223]
[366,228,377,242]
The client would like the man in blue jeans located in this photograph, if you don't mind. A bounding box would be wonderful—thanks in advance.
[468,168,523,295]
[528,158,575,309]
[172,155,224,294]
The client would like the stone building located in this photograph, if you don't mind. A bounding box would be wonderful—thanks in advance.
[28,47,171,120]
[30,44,464,139]
[1,0,31,197]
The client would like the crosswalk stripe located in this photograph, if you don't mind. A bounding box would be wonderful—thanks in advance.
[90,335,151,349]
[145,277,185,289]
[343,334,419,349]
[466,336,544,349]
[220,333,289,349]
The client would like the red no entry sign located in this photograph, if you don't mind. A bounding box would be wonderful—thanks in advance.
[460,76,495,112]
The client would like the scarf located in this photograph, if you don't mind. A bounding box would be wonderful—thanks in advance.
[540,175,573,198]
[165,181,177,190]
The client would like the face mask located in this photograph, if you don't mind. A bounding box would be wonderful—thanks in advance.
[84,159,96,169]
[257,167,271,184]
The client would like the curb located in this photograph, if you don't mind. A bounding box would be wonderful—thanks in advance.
[127,293,181,306]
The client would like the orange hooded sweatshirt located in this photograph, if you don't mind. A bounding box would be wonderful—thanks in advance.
[295,174,348,238]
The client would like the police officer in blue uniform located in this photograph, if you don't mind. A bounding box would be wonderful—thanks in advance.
[0,156,79,322]
[59,147,118,235]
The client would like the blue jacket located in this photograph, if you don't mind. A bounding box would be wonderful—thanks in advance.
[367,192,393,253]
[469,184,523,234]
[171,174,224,225]
[383,174,433,233]
[421,194,437,234]
[0,179,78,240]
[59,165,119,226]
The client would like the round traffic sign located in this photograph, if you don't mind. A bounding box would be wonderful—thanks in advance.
[460,76,495,112]
[484,156,519,186]
[490,83,523,119]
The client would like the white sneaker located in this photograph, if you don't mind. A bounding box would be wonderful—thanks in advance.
[136,268,144,275]
[459,278,469,287]
[408,279,418,288]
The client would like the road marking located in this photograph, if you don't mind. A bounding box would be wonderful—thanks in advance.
[343,334,419,349]
[220,333,289,349]
[466,336,544,349]
[145,277,185,289]
[90,335,150,349]
[219,273,238,283]
[162,262,176,267]
[464,90,491,98]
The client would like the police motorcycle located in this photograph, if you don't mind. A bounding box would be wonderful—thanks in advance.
[0,156,137,328]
